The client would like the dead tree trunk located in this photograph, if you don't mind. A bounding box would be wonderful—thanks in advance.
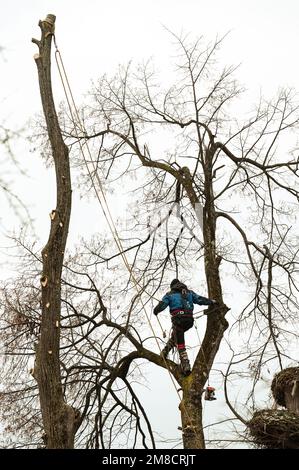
[32,14,79,448]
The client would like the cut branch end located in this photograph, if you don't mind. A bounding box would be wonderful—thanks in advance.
[40,276,48,288]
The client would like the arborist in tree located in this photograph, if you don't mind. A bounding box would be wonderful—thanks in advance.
[153,279,217,375]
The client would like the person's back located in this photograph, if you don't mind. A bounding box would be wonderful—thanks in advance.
[153,278,216,375]
[155,279,213,317]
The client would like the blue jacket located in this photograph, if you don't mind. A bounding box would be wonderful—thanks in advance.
[154,282,213,317]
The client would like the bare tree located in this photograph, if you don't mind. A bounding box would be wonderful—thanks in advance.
[0,238,157,448]
[71,32,299,448]
[0,16,156,449]
[31,14,79,448]
[1,29,299,450]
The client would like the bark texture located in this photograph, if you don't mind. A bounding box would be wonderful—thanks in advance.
[178,146,229,449]
[32,14,79,448]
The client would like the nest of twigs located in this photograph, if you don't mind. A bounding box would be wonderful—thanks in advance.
[271,367,299,407]
[248,409,299,449]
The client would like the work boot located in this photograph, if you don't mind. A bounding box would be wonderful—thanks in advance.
[179,350,191,375]
[160,338,175,359]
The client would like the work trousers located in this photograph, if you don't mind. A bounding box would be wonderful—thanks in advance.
[171,315,194,350]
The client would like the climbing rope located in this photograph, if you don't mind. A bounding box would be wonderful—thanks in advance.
[53,37,176,371]
[52,33,209,441]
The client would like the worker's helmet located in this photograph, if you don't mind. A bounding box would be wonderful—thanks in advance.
[170,279,180,289]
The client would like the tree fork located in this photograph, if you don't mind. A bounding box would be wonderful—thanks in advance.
[177,147,229,449]
[32,14,80,448]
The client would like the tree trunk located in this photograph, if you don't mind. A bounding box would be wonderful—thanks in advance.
[178,147,229,448]
[32,14,79,448]
[180,378,205,448]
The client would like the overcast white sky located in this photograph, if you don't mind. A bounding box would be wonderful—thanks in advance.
[1,0,299,449]
[2,0,299,236]
[2,0,299,124]
[1,0,298,241]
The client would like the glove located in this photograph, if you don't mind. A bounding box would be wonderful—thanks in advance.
[153,308,159,316]
[204,300,218,315]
